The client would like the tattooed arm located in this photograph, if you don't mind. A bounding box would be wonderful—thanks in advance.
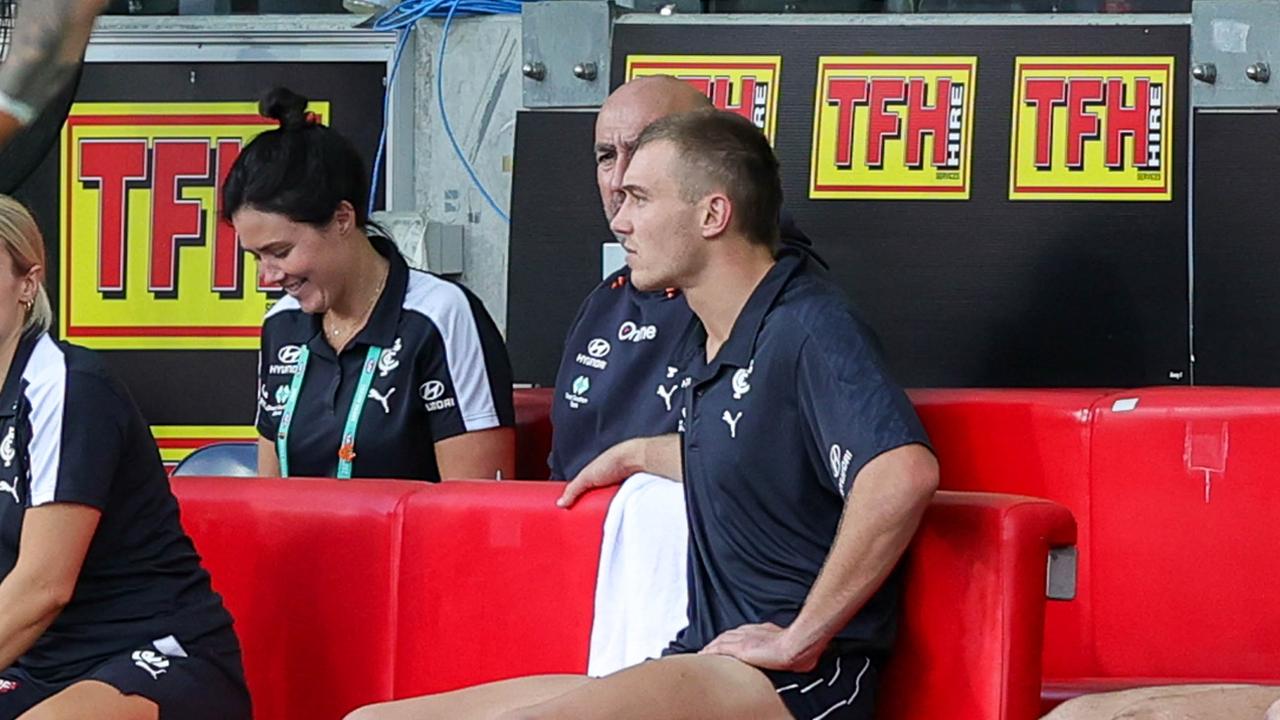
[0,0,107,143]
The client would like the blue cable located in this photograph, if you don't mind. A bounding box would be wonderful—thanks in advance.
[368,0,524,223]
[366,28,412,215]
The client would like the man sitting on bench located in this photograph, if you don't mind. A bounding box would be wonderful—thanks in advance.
[347,109,938,720]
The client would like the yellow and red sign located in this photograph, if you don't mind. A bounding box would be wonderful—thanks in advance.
[153,425,257,467]
[59,101,329,350]
[810,56,978,200]
[1009,57,1174,201]
[625,54,783,142]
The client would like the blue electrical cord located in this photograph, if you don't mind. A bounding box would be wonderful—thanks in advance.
[369,0,524,223]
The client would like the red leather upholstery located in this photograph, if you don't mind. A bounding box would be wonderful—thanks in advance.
[514,388,555,480]
[910,388,1280,710]
[172,474,1068,720]
[910,389,1107,682]
[393,481,615,696]
[1086,389,1280,680]
[172,476,421,720]
[880,492,1076,720]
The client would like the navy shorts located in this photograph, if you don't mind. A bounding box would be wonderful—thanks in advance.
[664,640,878,720]
[0,633,250,720]
[764,651,878,720]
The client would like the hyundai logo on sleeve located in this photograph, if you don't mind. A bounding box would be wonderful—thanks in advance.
[420,380,456,412]
[270,345,304,375]
[420,381,445,402]
[576,338,611,370]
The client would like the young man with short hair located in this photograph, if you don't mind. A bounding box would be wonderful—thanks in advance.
[348,109,938,720]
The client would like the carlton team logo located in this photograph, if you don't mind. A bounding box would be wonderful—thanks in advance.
[1009,57,1174,201]
[626,55,782,142]
[809,57,978,200]
[59,102,329,350]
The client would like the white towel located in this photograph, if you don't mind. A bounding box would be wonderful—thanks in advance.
[587,472,689,677]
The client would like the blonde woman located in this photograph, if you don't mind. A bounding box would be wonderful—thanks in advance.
[0,196,249,720]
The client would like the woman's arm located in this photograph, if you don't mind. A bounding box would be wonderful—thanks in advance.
[434,426,515,480]
[257,436,281,477]
[0,503,100,669]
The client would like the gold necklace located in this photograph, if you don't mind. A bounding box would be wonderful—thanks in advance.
[325,264,388,341]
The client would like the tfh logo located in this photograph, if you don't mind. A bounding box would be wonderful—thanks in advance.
[810,57,977,200]
[824,76,966,172]
[1009,57,1174,201]
[1022,76,1164,171]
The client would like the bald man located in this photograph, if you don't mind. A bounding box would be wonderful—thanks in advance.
[548,75,817,480]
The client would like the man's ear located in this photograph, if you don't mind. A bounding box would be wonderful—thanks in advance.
[700,192,733,239]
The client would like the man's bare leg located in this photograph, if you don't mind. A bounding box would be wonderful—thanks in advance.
[345,676,592,720]
[1044,684,1280,720]
[347,655,793,720]
[18,680,158,720]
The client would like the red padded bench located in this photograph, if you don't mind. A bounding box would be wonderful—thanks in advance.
[393,481,615,696]
[911,388,1280,710]
[879,492,1074,720]
[173,476,420,720]
[174,476,1073,720]
[516,386,1280,711]
[1055,388,1280,701]
[909,389,1107,691]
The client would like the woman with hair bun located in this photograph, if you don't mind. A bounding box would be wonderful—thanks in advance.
[0,195,250,720]
[224,87,516,481]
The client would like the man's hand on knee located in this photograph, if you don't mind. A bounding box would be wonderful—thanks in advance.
[698,622,819,673]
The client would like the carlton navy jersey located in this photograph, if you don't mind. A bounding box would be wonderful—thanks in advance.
[257,235,515,481]
[0,331,235,683]
[666,252,930,656]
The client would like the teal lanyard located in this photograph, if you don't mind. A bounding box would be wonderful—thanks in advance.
[276,344,382,479]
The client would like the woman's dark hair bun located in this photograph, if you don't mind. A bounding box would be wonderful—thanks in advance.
[223,85,369,229]
[260,87,311,131]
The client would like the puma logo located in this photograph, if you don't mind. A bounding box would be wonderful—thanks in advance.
[0,479,18,505]
[722,410,743,439]
[368,386,396,414]
[656,383,678,412]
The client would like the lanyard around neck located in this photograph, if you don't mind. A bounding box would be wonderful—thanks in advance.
[276,344,383,479]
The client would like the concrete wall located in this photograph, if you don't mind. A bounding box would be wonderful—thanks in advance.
[411,14,522,333]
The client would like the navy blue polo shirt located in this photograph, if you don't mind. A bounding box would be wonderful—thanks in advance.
[548,271,689,480]
[0,331,235,683]
[666,251,930,656]
[549,212,821,480]
[257,235,514,481]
